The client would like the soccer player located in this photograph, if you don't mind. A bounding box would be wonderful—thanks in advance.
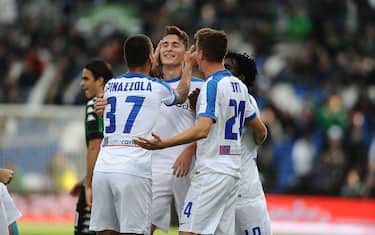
[150,26,204,235]
[71,59,113,235]
[135,28,267,235]
[90,34,194,235]
[224,52,272,235]
[0,168,21,235]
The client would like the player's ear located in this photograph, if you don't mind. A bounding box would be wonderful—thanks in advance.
[97,76,105,86]
[197,50,203,61]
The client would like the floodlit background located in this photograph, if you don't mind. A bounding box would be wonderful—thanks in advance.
[0,0,374,234]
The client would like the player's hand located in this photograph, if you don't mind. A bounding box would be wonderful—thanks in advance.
[172,144,195,177]
[134,132,165,150]
[184,45,196,68]
[188,88,200,111]
[152,40,162,71]
[69,181,83,197]
[85,186,93,207]
[0,168,14,185]
[94,94,107,117]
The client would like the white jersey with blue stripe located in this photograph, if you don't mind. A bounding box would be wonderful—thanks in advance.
[152,77,204,174]
[94,72,177,179]
[239,94,265,200]
[195,70,256,178]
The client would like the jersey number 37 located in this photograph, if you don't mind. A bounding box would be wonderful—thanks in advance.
[105,96,145,134]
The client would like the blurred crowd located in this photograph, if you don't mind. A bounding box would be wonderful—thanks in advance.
[0,0,374,197]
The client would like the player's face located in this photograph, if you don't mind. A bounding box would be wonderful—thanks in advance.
[224,57,240,79]
[160,34,185,66]
[80,68,100,99]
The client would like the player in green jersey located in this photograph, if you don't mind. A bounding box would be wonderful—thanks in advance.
[70,59,113,235]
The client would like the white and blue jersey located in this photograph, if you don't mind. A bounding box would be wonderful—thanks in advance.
[239,94,264,201]
[195,69,256,178]
[235,95,272,235]
[94,72,177,179]
[152,77,204,174]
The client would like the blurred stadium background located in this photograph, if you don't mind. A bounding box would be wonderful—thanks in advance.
[0,0,374,234]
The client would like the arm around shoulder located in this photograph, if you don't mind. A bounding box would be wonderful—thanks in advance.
[247,116,267,145]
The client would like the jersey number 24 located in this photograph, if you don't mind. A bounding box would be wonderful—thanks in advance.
[225,99,245,140]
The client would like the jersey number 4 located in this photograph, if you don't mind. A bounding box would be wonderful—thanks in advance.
[105,96,145,133]
[225,99,245,140]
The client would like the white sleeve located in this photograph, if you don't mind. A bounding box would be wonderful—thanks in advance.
[157,80,177,106]
[245,94,257,121]
[197,80,218,122]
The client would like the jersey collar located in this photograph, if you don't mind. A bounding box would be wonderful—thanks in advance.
[207,69,232,79]
[164,76,181,83]
[122,72,155,80]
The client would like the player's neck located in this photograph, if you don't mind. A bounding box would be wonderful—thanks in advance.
[162,64,182,80]
[203,62,225,78]
[128,66,151,76]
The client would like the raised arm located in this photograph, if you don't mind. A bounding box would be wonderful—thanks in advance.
[175,46,196,104]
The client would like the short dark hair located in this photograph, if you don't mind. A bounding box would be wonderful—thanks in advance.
[83,59,113,84]
[194,28,227,62]
[165,25,189,49]
[123,34,153,68]
[226,52,257,89]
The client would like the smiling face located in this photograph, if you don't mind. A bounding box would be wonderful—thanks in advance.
[160,34,186,66]
[80,68,103,99]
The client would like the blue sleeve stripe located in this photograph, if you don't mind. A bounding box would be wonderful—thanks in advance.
[246,112,257,121]
[248,95,253,104]
[146,76,177,106]
[192,77,204,82]
[165,92,177,106]
[198,113,217,122]
[153,78,174,91]
[205,79,218,117]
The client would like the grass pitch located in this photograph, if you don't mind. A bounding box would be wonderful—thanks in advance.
[19,223,179,235]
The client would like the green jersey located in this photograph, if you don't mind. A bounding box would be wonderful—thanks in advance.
[85,97,104,146]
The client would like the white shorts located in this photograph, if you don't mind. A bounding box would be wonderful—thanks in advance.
[152,173,190,232]
[90,172,151,234]
[235,196,272,235]
[0,183,21,225]
[179,173,239,235]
